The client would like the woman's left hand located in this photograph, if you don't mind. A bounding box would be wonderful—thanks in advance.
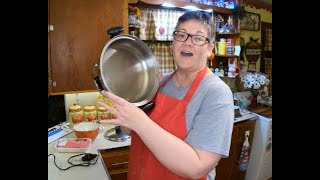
[98,90,150,131]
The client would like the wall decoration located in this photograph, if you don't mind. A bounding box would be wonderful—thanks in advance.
[245,37,261,70]
[240,11,260,31]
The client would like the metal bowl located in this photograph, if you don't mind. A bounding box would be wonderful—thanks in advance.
[98,35,159,107]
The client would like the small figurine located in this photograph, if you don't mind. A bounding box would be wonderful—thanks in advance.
[214,68,220,76]
[259,86,269,98]
[219,69,224,77]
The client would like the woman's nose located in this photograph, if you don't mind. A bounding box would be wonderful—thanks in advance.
[184,36,193,46]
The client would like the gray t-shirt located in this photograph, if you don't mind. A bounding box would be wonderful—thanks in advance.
[159,73,234,180]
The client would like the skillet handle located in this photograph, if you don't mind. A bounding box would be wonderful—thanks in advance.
[94,76,104,92]
[140,102,155,113]
[92,62,105,92]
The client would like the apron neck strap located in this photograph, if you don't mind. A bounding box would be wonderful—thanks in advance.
[158,72,175,90]
[183,67,207,102]
[158,67,208,102]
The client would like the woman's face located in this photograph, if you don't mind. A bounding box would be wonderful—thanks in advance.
[172,20,214,72]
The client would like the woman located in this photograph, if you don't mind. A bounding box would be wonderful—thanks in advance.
[98,11,234,180]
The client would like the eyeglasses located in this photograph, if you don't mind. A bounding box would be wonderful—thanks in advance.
[173,31,210,46]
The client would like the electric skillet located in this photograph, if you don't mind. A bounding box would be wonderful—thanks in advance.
[93,27,159,141]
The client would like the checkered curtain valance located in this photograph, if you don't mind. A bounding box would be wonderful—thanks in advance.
[138,7,185,41]
[148,43,175,73]
[264,29,272,51]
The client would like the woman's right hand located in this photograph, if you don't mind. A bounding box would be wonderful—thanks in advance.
[97,90,151,132]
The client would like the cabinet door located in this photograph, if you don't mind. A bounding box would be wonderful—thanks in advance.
[216,119,256,180]
[48,0,51,96]
[230,120,256,180]
[110,173,128,180]
[100,146,130,180]
[48,0,126,94]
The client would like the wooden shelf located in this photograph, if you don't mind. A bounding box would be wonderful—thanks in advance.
[216,33,240,36]
[130,0,233,14]
[143,39,172,43]
[129,24,140,28]
[215,54,239,58]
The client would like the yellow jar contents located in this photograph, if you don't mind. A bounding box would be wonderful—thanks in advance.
[97,94,116,119]
[97,93,114,107]
[83,105,97,122]
[68,104,83,124]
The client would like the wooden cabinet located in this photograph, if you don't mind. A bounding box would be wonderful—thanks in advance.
[48,0,128,95]
[216,119,257,180]
[209,11,241,84]
[129,0,240,89]
[100,146,130,180]
[99,120,256,180]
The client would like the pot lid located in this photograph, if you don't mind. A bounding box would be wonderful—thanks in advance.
[104,126,130,142]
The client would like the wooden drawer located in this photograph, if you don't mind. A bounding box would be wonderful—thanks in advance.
[100,146,130,175]
[110,172,128,180]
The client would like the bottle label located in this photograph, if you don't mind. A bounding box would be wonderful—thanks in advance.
[227,46,233,55]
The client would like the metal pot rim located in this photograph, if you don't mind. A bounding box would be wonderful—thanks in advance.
[99,35,159,107]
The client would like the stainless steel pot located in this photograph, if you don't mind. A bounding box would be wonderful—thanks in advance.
[93,35,159,110]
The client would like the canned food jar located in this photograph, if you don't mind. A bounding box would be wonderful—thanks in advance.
[69,104,83,124]
[97,106,110,120]
[83,105,97,122]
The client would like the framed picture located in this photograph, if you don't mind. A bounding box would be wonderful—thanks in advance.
[240,11,261,31]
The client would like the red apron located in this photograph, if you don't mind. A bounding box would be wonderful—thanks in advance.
[128,67,207,180]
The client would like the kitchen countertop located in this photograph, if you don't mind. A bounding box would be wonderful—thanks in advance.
[248,104,272,118]
[48,110,261,180]
[48,124,131,180]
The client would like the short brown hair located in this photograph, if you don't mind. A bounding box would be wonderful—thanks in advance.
[175,11,215,43]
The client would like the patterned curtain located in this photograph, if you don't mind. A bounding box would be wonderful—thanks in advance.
[264,57,272,95]
[139,8,156,40]
[138,7,185,40]
[148,43,175,73]
[138,7,183,73]
[264,29,272,51]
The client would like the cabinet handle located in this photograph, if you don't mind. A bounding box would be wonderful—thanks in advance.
[48,24,54,32]
[48,79,56,87]
[112,161,128,166]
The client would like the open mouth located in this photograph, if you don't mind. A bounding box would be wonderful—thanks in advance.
[181,50,193,57]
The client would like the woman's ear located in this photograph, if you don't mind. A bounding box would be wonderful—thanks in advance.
[208,52,215,61]
[207,43,214,57]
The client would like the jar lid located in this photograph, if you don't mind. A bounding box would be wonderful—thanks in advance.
[69,104,81,110]
[84,105,96,111]
[98,106,107,112]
